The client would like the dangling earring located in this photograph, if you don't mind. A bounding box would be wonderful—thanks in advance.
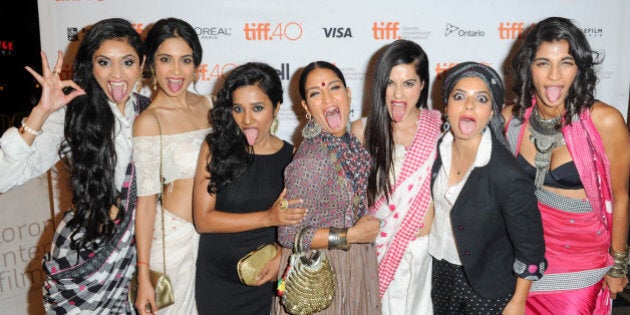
[151,68,158,91]
[192,73,198,84]
[442,114,451,132]
[271,116,279,135]
[135,74,143,94]
[301,112,321,139]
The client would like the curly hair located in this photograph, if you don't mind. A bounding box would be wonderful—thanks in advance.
[60,18,144,250]
[511,16,600,125]
[364,39,429,206]
[205,62,283,194]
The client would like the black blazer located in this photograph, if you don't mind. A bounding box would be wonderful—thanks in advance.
[430,134,546,299]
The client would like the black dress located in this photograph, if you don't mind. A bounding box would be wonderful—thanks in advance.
[196,141,293,315]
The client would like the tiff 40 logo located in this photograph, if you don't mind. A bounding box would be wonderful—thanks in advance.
[243,22,303,41]
[196,63,238,81]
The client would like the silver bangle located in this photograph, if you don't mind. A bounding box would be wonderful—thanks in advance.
[21,118,42,136]
[328,227,349,251]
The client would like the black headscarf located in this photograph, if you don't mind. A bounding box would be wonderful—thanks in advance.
[442,61,509,148]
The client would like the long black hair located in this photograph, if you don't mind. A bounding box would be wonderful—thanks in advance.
[511,16,600,125]
[205,62,283,194]
[364,39,429,206]
[60,18,144,250]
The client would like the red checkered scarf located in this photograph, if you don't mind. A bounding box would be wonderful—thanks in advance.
[369,109,441,298]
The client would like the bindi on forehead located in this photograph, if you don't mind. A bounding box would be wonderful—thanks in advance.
[321,81,326,87]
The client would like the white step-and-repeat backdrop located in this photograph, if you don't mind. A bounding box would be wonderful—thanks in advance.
[1,0,628,313]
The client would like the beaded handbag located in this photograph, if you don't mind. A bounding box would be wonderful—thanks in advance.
[280,228,336,315]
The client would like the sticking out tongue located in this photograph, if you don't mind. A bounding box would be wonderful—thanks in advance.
[243,128,259,146]
[546,86,562,103]
[325,108,342,129]
[110,83,126,103]
[458,117,477,136]
[167,79,184,93]
[391,103,406,122]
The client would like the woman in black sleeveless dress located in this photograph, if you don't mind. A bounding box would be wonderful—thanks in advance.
[193,62,306,314]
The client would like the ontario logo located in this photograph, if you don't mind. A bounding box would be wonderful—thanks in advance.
[444,23,485,37]
[196,27,232,40]
[372,22,401,40]
[243,22,303,41]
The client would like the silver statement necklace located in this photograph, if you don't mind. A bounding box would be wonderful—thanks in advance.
[528,108,564,188]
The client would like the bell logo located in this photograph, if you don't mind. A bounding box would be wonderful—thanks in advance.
[372,22,401,40]
[498,22,525,39]
[243,22,303,41]
[275,63,290,80]
[323,27,353,38]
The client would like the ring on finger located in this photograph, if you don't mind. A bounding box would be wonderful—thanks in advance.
[279,199,289,210]
[52,70,60,76]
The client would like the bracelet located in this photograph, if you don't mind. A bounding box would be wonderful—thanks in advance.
[328,227,350,251]
[21,118,43,137]
[607,247,629,278]
[137,261,150,267]
[610,248,629,259]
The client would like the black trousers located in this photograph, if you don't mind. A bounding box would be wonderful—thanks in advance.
[431,258,512,315]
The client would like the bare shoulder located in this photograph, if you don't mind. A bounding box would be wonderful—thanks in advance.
[589,101,627,135]
[350,117,365,144]
[133,108,161,137]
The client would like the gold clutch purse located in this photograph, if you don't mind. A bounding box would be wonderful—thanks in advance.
[129,269,175,310]
[237,244,277,286]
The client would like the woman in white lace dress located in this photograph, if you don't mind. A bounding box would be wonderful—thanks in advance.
[132,18,212,314]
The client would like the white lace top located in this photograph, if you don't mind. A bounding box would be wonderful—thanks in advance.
[133,128,211,196]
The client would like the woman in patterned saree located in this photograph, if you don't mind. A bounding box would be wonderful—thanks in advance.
[273,61,381,314]
[0,18,149,313]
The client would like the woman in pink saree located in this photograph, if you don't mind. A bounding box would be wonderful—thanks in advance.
[503,16,630,314]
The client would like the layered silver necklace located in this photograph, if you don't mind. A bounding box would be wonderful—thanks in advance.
[528,108,564,188]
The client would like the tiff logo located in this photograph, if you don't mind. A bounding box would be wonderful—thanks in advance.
[372,22,400,40]
[498,22,524,39]
[243,23,271,40]
[435,62,458,80]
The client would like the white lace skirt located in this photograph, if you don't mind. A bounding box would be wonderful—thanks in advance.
[150,206,200,315]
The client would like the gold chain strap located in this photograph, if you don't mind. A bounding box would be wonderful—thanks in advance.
[152,112,167,276]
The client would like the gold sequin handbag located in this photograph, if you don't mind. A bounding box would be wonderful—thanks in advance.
[281,228,336,315]
[237,244,277,286]
[128,113,175,310]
